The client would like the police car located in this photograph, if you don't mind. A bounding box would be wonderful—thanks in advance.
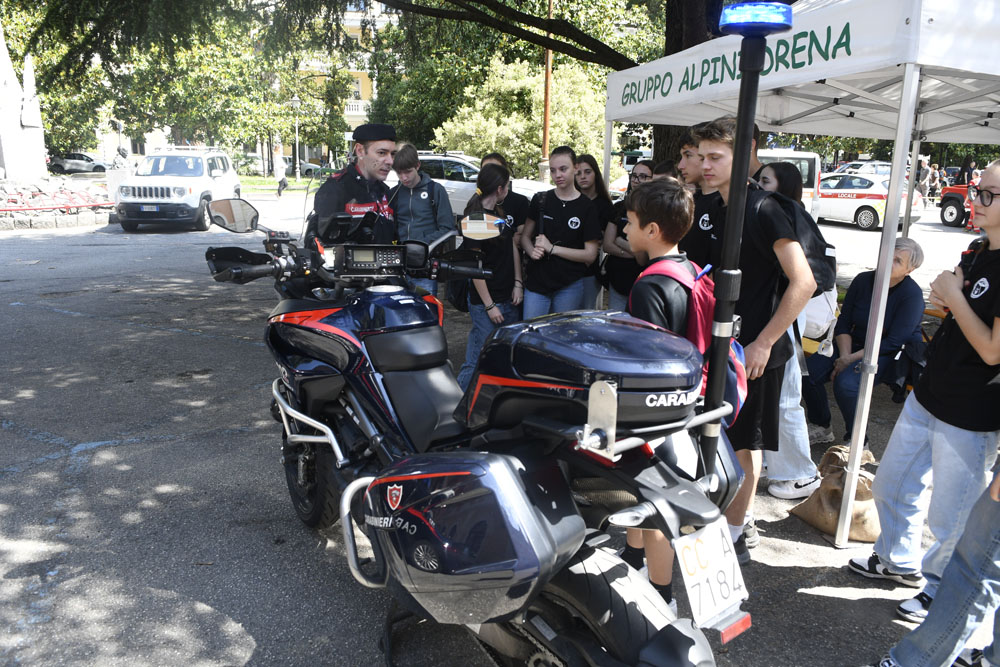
[815,173,921,230]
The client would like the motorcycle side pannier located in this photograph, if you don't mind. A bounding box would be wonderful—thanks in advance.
[364,451,585,624]
[456,312,704,430]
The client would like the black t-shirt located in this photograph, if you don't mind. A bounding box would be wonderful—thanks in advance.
[915,246,1000,431]
[707,189,796,369]
[627,255,692,334]
[502,190,530,229]
[584,196,615,277]
[525,190,601,294]
[468,206,518,305]
[605,200,643,295]
[678,189,723,270]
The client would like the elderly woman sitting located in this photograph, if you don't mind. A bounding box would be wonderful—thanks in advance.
[803,237,926,444]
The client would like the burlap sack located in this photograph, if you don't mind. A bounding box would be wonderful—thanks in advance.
[790,467,881,543]
[817,443,876,476]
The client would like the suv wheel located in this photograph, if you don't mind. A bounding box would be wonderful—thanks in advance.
[51,164,65,174]
[193,199,211,231]
[120,219,139,232]
[93,166,105,173]
[940,199,966,227]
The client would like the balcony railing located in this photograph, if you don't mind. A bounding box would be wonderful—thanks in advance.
[345,100,371,115]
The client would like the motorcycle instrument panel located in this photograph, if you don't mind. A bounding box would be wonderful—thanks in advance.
[324,245,404,277]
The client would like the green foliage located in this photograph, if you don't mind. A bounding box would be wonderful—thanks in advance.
[2,4,110,152]
[433,58,608,178]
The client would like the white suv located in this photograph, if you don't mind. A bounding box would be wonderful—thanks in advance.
[115,148,241,232]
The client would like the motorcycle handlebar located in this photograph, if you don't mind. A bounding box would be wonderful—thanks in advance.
[212,262,278,283]
[434,260,494,280]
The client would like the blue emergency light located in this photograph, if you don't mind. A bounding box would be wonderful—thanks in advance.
[719,2,793,36]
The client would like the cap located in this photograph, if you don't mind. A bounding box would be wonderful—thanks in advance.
[352,123,396,143]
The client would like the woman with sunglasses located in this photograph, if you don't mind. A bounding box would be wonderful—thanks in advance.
[603,159,655,311]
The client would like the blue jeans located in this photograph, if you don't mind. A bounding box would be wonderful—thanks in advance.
[581,275,602,310]
[456,300,519,390]
[608,287,629,312]
[522,280,584,320]
[802,350,892,439]
[765,331,818,482]
[892,480,1000,667]
[408,277,438,297]
[872,393,998,596]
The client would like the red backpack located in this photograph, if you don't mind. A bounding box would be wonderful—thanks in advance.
[629,259,748,427]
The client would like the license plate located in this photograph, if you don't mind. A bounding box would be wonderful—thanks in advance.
[140,205,159,212]
[674,517,749,629]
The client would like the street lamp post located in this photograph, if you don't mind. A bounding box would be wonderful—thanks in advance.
[290,94,301,181]
[700,3,793,478]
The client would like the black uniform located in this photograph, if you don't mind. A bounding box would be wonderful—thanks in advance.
[524,191,601,295]
[304,163,395,251]
[678,190,723,270]
[915,242,1000,431]
[627,255,693,333]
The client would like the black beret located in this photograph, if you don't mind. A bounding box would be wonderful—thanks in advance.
[352,123,396,143]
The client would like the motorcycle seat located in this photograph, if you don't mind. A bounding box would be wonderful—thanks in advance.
[381,364,466,451]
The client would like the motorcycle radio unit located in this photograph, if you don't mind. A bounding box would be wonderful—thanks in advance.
[322,245,405,278]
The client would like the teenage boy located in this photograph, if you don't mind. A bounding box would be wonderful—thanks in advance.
[850,161,1000,625]
[694,116,816,563]
[620,176,697,609]
[520,146,601,319]
[306,123,397,252]
[677,125,722,270]
[389,143,455,295]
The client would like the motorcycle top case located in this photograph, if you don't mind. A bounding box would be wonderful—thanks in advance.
[364,451,585,624]
[456,311,704,430]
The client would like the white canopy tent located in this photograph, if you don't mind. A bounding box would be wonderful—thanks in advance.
[604,0,1000,544]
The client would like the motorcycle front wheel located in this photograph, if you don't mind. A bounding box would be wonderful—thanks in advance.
[526,546,714,666]
[283,436,341,529]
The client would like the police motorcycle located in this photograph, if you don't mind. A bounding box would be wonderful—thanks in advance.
[205,198,750,666]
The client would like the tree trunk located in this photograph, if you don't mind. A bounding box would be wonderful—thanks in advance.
[650,0,720,164]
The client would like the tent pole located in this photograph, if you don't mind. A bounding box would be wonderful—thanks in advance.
[903,114,924,238]
[603,121,613,188]
[834,62,923,547]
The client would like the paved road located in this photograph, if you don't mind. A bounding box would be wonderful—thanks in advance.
[0,194,985,665]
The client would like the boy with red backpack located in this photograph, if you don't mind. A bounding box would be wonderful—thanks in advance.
[620,176,749,610]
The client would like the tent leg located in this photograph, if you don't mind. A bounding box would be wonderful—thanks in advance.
[834,63,923,547]
[602,121,613,188]
[903,115,924,238]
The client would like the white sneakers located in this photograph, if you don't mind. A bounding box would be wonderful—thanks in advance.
[807,422,836,444]
[768,474,822,500]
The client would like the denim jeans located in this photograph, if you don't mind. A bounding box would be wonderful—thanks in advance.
[765,330,818,482]
[802,350,892,439]
[872,393,998,597]
[408,277,438,297]
[892,481,1000,667]
[580,275,602,310]
[522,280,584,320]
[608,287,629,312]
[456,300,519,390]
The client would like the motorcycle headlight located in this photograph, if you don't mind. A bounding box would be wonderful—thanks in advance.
[119,185,131,198]
[172,187,187,198]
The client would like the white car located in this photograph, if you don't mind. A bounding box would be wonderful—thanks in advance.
[385,153,549,213]
[815,173,920,230]
[49,152,109,174]
[115,148,241,232]
[831,160,892,176]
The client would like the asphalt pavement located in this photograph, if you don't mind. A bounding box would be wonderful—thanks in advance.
[0,193,988,666]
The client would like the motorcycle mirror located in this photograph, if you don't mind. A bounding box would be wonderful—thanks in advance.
[459,213,504,240]
[208,199,260,233]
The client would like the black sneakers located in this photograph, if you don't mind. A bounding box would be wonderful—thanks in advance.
[848,552,925,588]
[896,591,933,623]
[734,534,751,565]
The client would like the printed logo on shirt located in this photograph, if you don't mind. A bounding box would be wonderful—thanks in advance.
[420,191,428,199]
[506,214,515,227]
[568,216,581,230]
[698,213,712,231]
[971,278,990,299]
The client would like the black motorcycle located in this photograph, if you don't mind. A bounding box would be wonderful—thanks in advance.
[205,199,749,666]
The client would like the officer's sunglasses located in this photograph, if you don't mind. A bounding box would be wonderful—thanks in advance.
[969,184,998,207]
